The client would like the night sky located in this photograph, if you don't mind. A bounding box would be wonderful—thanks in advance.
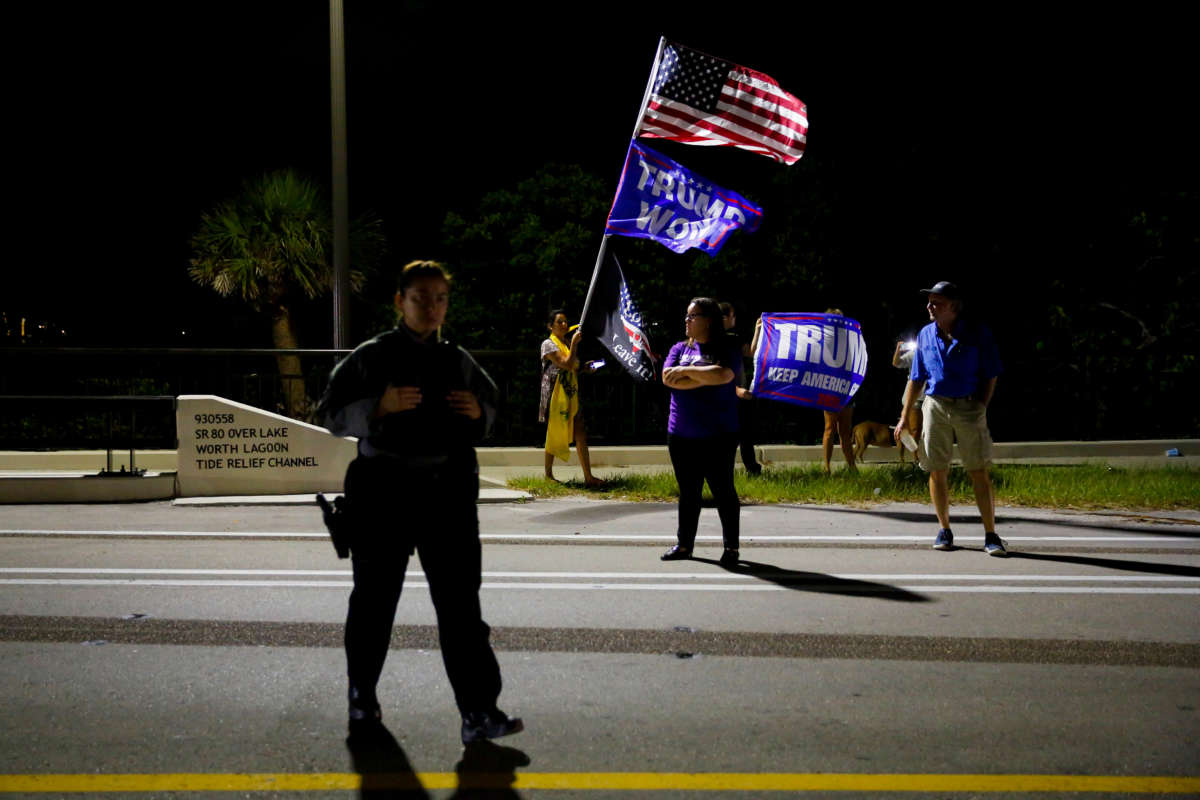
[10,3,1192,347]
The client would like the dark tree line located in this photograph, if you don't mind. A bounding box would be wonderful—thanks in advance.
[437,163,1197,443]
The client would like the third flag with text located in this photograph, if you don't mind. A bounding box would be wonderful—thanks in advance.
[583,252,657,382]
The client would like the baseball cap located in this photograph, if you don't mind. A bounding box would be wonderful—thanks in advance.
[919,281,961,299]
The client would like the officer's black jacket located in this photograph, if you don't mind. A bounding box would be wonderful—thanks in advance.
[317,324,497,463]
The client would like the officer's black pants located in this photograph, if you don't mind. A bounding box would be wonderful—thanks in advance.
[667,432,740,550]
[343,456,501,714]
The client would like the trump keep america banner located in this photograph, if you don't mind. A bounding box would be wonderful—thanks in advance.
[604,139,763,256]
[750,313,868,411]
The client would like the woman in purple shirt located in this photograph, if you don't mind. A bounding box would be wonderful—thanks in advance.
[660,297,742,566]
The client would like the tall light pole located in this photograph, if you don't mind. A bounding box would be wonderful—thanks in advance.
[329,0,350,348]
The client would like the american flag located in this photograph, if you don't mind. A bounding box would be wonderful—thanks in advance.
[637,42,807,165]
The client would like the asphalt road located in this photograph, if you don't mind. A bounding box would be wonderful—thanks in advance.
[1,498,1197,798]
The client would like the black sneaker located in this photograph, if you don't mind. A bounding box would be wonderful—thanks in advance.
[461,709,524,744]
[348,686,381,730]
[719,548,740,567]
[661,545,693,561]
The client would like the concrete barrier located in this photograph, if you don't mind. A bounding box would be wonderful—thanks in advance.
[0,451,178,472]
[0,472,177,503]
[175,395,356,497]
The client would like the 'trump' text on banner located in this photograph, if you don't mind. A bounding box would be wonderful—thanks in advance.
[750,313,868,411]
[605,140,763,255]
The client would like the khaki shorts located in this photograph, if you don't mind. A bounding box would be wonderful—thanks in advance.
[920,395,993,472]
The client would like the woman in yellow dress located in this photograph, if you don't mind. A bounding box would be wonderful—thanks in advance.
[539,309,602,486]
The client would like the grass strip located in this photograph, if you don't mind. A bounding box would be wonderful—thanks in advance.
[509,464,1200,511]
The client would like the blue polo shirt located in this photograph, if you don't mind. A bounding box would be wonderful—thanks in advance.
[909,319,1002,399]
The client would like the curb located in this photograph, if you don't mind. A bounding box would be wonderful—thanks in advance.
[1,440,1195,505]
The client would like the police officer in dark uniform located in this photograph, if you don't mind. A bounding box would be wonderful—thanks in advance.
[317,260,523,744]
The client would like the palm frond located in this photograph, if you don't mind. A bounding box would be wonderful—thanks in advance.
[188,167,386,313]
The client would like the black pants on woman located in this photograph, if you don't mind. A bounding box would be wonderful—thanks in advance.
[343,455,502,715]
[667,433,740,550]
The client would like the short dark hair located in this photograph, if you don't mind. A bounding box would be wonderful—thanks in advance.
[719,301,735,317]
[397,260,451,293]
[547,308,569,326]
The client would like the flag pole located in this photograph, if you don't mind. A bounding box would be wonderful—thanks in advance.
[580,36,667,329]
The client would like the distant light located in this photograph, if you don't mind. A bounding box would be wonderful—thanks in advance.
[902,340,916,352]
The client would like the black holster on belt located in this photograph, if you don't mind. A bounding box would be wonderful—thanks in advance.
[316,493,353,559]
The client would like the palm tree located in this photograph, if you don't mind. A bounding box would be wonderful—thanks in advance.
[189,169,385,418]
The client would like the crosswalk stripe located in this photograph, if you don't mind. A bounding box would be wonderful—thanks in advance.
[1,578,1197,595]
[1,568,1196,582]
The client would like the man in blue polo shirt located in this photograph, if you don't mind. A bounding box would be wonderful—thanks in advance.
[895,281,1007,556]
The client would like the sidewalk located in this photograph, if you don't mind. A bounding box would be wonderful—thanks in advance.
[1,440,1195,505]
[479,440,1198,485]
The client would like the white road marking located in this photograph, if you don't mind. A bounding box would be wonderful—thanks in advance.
[480,534,1199,543]
[1,577,1197,595]
[0,567,352,576]
[1,568,1197,582]
[0,529,329,539]
[0,529,1195,544]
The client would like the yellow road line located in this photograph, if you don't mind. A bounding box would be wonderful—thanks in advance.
[0,772,1198,793]
[514,773,1200,792]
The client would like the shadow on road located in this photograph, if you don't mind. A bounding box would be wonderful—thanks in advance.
[450,740,532,799]
[346,724,531,800]
[802,505,1200,537]
[692,557,929,602]
[531,502,666,525]
[346,723,429,799]
[1007,550,1200,577]
[919,544,1200,577]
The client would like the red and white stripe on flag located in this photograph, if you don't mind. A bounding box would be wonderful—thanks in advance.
[637,42,807,165]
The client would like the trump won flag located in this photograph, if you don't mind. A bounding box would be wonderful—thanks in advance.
[605,140,763,256]
[750,313,868,411]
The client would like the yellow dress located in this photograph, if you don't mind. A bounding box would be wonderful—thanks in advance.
[544,333,579,462]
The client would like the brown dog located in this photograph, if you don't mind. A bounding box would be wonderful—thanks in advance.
[853,420,917,464]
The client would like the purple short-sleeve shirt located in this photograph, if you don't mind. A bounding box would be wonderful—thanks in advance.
[664,339,741,438]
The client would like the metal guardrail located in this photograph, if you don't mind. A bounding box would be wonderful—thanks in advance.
[0,347,685,450]
[1,348,341,451]
[0,395,175,472]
